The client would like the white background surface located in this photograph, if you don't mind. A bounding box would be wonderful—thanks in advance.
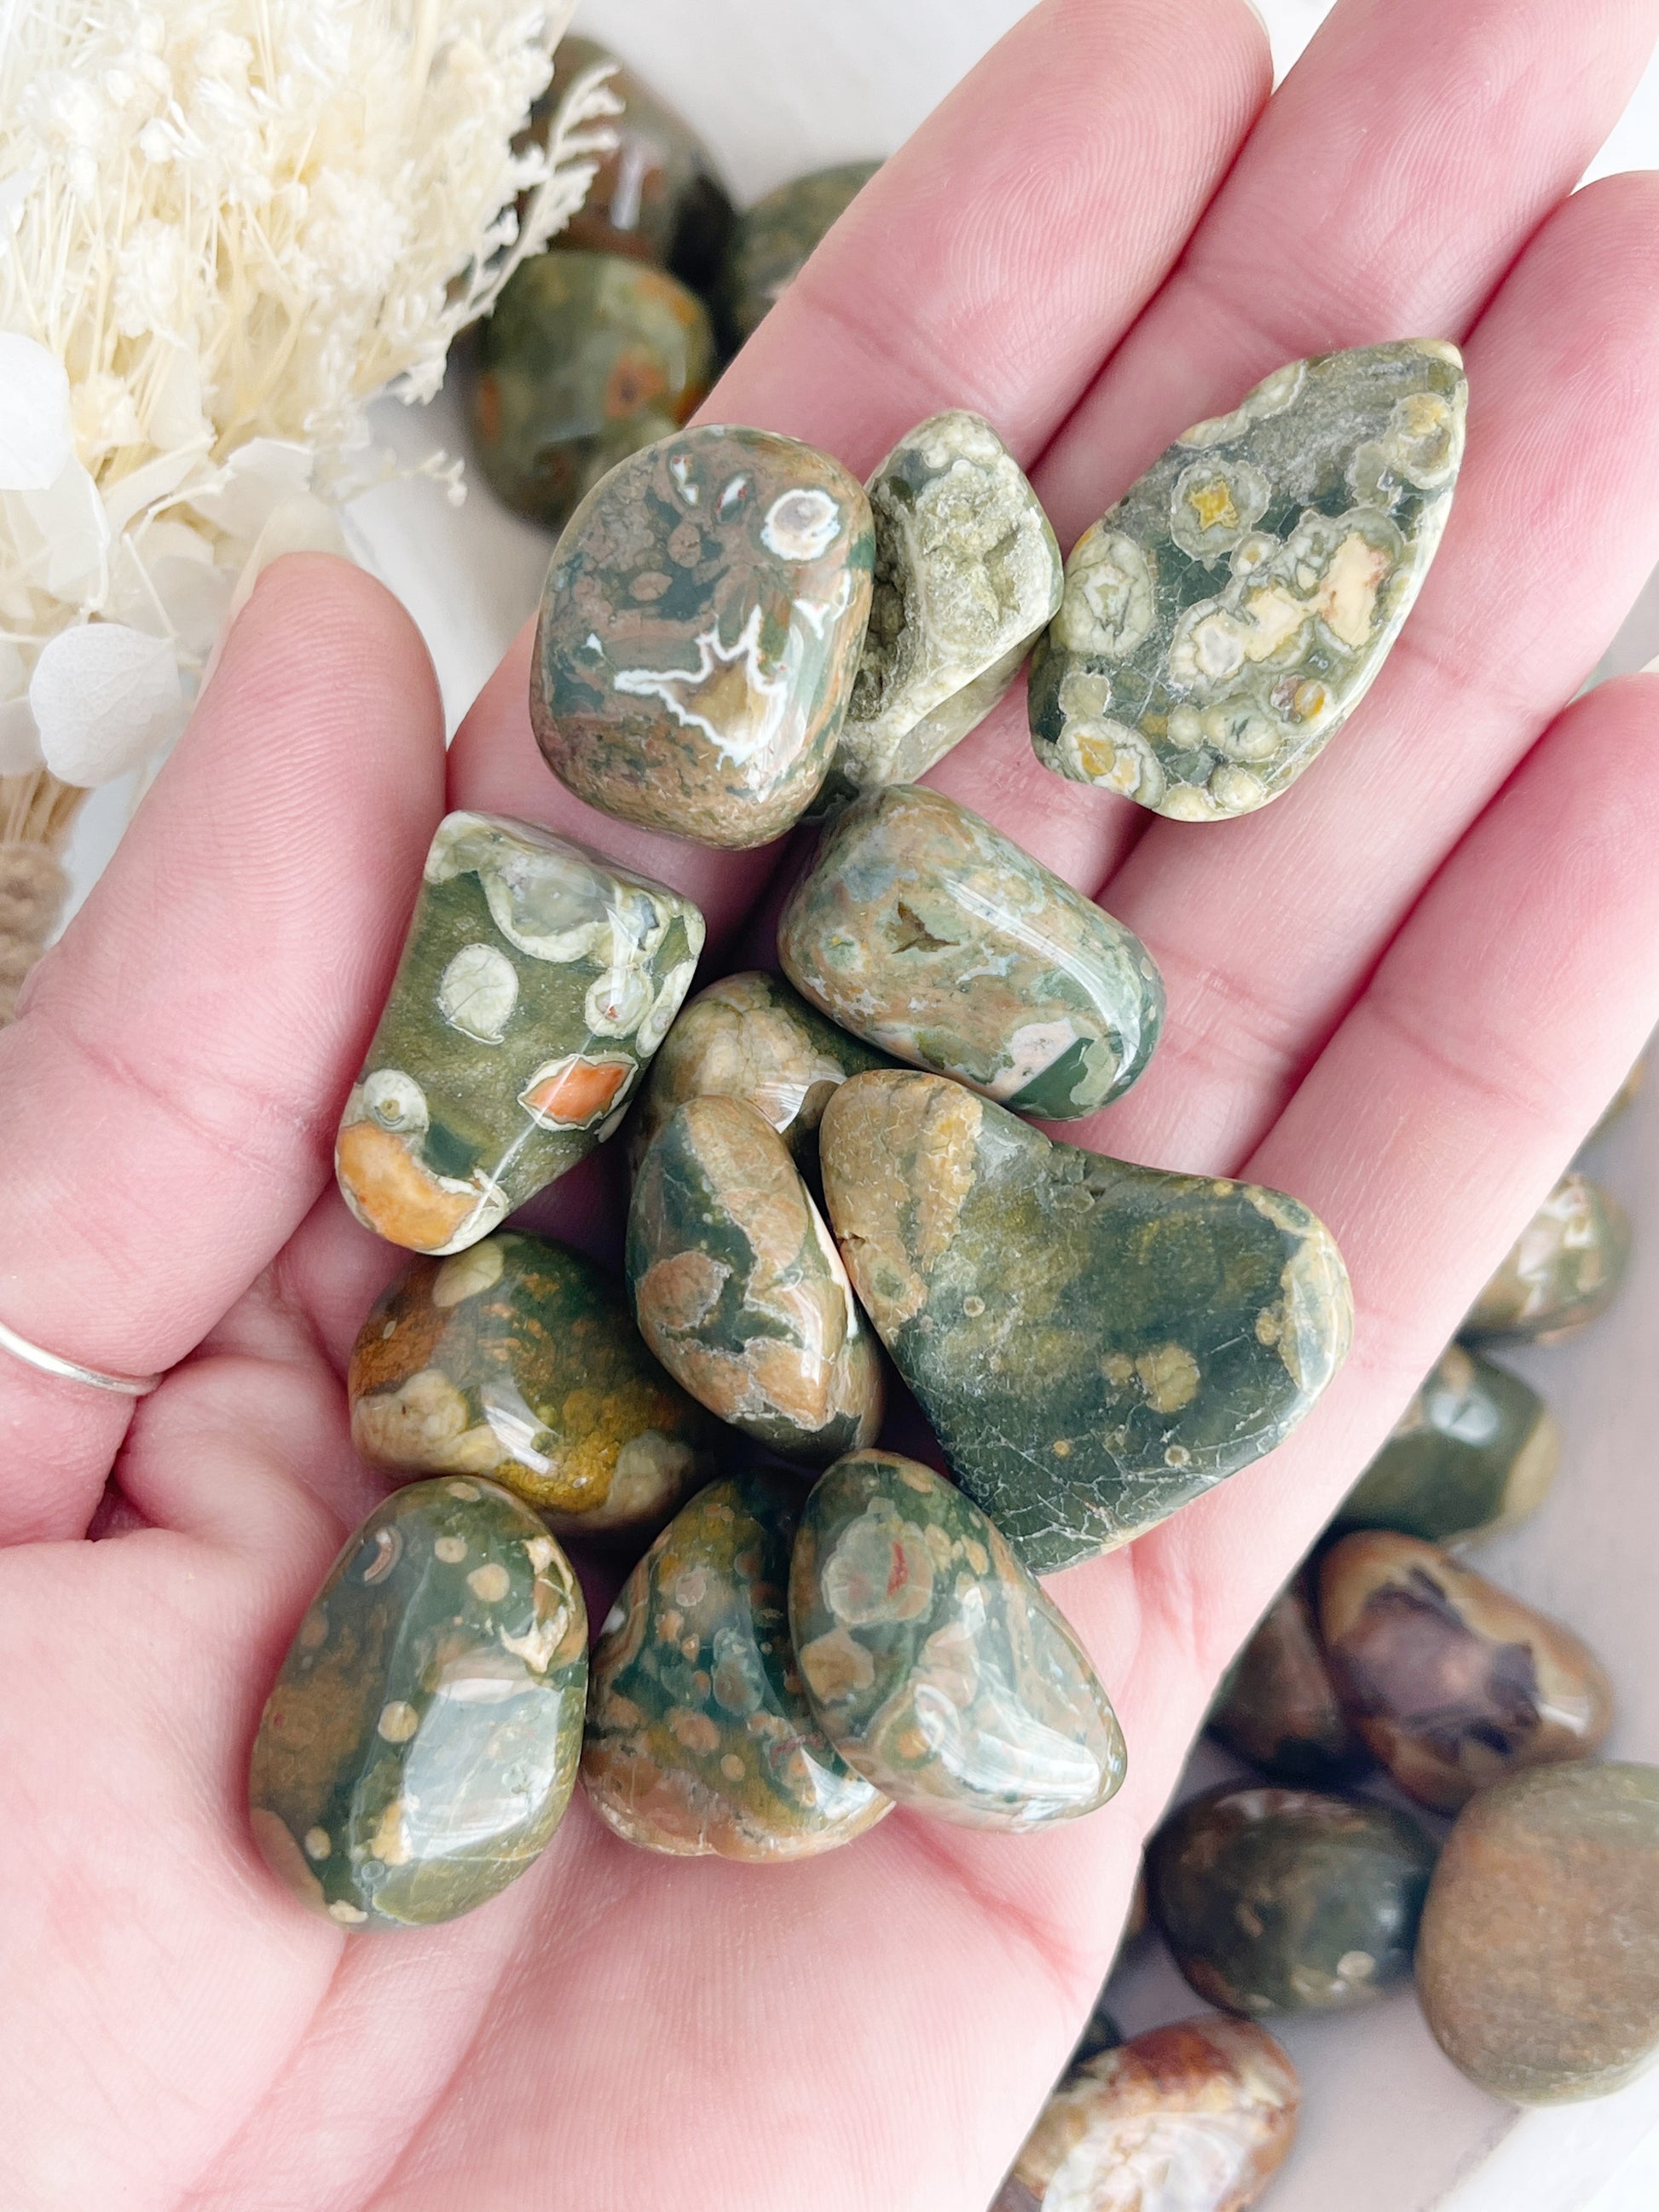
[61,4,1659,2205]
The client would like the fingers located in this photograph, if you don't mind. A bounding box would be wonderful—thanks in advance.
[0,555,446,1541]
[1071,172,1659,1175]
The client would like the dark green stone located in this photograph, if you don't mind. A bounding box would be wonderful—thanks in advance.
[335,811,702,1253]
[1147,1783,1436,2016]
[818,1071,1351,1572]
[581,1471,890,1859]
[1030,341,1466,819]
[1462,1171,1630,1343]
[347,1230,719,1534]
[466,251,714,534]
[779,783,1164,1118]
[720,160,882,350]
[789,1450,1124,1829]
[1207,1574,1373,1788]
[1332,1342,1558,1545]
[249,1478,587,1928]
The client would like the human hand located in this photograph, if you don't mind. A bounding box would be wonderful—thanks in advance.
[3,0,1657,2203]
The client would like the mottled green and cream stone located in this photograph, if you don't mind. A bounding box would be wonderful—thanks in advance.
[532,424,875,846]
[779,785,1165,1118]
[719,160,882,350]
[335,812,703,1254]
[1148,1783,1437,2017]
[1417,1764,1659,2105]
[1332,1342,1558,1545]
[1462,1171,1631,1343]
[1207,1575,1373,1788]
[466,251,714,534]
[818,1071,1351,1572]
[628,1096,882,1462]
[249,1478,587,1928]
[581,1471,890,1858]
[627,969,893,1177]
[347,1231,719,1534]
[789,1450,1126,1829]
[818,411,1061,806]
[1029,340,1467,819]
[1318,1531,1612,1815]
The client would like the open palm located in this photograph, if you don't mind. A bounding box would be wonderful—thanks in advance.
[4,1,1659,2203]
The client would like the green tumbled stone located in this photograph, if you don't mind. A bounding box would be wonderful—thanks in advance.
[347,1230,719,1535]
[1207,1574,1373,1788]
[1417,1764,1659,2105]
[1462,1170,1630,1343]
[335,811,703,1254]
[532,424,875,846]
[1318,1531,1612,1815]
[537,37,733,292]
[1029,340,1466,820]
[1332,1342,1558,1545]
[249,1477,587,1928]
[779,784,1164,1118]
[581,1471,891,1858]
[720,160,882,349]
[1148,1783,1436,2017]
[628,1095,883,1462]
[789,1450,1125,1829]
[627,969,893,1177]
[819,411,1061,806]
[818,1071,1351,1572]
[466,251,714,534]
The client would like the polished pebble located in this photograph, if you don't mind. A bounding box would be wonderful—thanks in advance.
[789,1450,1125,1828]
[779,783,1165,1119]
[628,1095,883,1462]
[995,2016,1300,2212]
[1462,1170,1631,1343]
[532,424,874,846]
[720,160,882,349]
[1207,1574,1373,1788]
[821,410,1061,806]
[1417,1764,1659,2105]
[1029,340,1466,819]
[581,1471,890,1858]
[348,1230,718,1533]
[249,1478,587,1927]
[1318,1530,1612,1814]
[1333,1341,1558,1545]
[335,812,702,1254]
[1148,1782,1436,2016]
[627,968,893,1177]
[465,251,714,534]
[818,1070,1350,1572]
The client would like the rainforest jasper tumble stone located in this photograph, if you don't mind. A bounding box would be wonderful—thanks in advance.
[1333,1342,1558,1545]
[532,425,875,846]
[789,1451,1126,1829]
[627,969,893,1175]
[1463,1170,1631,1343]
[467,251,714,533]
[780,785,1164,1118]
[820,411,1062,806]
[581,1471,890,1857]
[1418,1764,1659,2105]
[1030,340,1466,820]
[628,1096,882,1461]
[1318,1531,1612,1815]
[1208,1576,1372,1788]
[249,1478,587,1928]
[720,160,882,349]
[347,1231,719,1534]
[818,1071,1351,1572]
[538,36,733,290]
[335,812,702,1255]
[1148,1783,1436,2017]
[997,2016,1300,2212]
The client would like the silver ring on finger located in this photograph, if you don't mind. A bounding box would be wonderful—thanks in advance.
[0,1314,164,1397]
